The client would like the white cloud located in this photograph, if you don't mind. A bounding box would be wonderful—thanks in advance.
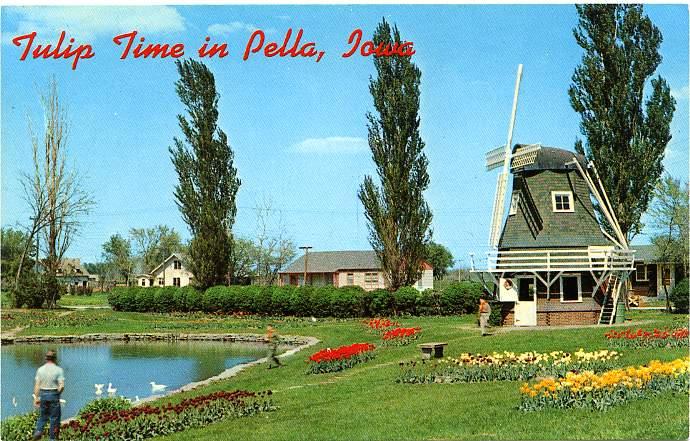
[3,6,185,44]
[208,21,272,37]
[292,137,368,154]
[671,85,689,101]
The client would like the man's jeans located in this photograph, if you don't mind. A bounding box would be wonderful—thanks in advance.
[34,390,61,440]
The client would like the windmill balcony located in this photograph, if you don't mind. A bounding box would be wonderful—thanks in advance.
[474,247,636,273]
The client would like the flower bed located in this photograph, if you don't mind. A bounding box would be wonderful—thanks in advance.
[397,349,620,383]
[365,318,399,334]
[307,343,376,374]
[382,327,421,346]
[61,390,272,440]
[604,328,689,348]
[519,358,690,411]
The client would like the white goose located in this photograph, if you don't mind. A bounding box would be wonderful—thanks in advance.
[94,384,105,395]
[12,397,17,407]
[150,382,167,393]
[107,383,117,395]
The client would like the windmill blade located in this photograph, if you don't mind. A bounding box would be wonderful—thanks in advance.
[486,143,542,171]
[488,64,523,248]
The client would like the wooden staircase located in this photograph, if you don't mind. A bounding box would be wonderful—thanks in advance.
[598,275,622,325]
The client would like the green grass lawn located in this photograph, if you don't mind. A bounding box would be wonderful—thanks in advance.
[1,308,688,440]
[57,293,110,307]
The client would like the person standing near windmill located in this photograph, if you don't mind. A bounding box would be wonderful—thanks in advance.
[478,296,492,336]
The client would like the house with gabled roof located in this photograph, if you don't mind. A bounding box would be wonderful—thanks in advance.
[278,250,433,291]
[629,244,685,298]
[136,252,194,288]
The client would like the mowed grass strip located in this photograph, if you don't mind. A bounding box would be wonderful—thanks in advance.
[2,308,688,440]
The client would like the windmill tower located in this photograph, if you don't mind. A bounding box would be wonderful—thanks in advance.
[471,65,635,327]
[486,65,542,247]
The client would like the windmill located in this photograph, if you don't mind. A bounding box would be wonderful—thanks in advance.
[485,65,542,247]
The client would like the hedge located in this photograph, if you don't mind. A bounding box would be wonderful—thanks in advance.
[108,281,486,317]
[670,279,689,313]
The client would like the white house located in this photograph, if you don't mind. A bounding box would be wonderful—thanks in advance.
[136,253,194,288]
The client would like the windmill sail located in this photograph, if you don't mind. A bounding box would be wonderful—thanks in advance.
[488,64,523,248]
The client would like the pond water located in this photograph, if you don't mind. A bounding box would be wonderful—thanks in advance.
[1,340,273,420]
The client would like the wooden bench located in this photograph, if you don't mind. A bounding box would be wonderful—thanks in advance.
[418,342,448,359]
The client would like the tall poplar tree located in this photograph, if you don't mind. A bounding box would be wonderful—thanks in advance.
[358,19,432,291]
[569,4,676,240]
[169,59,240,289]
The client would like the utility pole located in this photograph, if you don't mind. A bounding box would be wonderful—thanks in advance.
[299,246,312,286]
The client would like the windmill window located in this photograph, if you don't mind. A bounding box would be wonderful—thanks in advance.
[509,192,520,215]
[552,191,574,213]
[560,274,582,302]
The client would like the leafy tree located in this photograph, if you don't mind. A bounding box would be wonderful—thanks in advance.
[83,261,114,291]
[1,227,32,291]
[102,234,133,285]
[228,238,255,284]
[424,242,454,280]
[569,4,675,240]
[358,19,432,291]
[130,225,184,272]
[169,59,241,289]
[648,175,688,311]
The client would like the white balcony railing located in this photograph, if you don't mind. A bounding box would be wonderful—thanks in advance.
[477,248,635,273]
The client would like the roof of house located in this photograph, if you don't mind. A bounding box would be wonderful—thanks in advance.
[150,252,188,276]
[56,258,90,276]
[630,244,678,264]
[281,250,432,274]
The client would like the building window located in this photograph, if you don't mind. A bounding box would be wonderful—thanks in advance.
[635,264,648,282]
[560,274,582,302]
[552,191,574,213]
[141,279,146,287]
[173,260,182,270]
[173,277,181,287]
[364,272,378,288]
[158,278,164,286]
[509,192,520,215]
[346,273,355,285]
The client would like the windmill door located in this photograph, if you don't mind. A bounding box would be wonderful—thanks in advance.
[514,276,537,326]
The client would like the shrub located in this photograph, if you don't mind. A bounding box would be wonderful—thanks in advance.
[78,397,131,416]
[202,286,226,313]
[0,411,38,441]
[670,279,689,313]
[441,281,483,314]
[330,286,365,317]
[393,287,419,315]
[367,289,393,316]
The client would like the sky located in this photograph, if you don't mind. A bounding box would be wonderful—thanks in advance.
[1,5,688,269]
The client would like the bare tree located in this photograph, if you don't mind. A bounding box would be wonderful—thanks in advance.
[249,199,296,286]
[19,79,95,307]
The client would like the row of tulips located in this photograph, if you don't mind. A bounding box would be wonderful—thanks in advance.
[307,343,376,374]
[382,327,422,346]
[604,328,689,348]
[397,349,621,383]
[519,358,690,411]
[365,318,400,333]
[64,390,272,440]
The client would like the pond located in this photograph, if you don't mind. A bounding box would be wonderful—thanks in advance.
[1,340,274,420]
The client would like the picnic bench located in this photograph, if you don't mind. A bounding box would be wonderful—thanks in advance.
[418,342,448,359]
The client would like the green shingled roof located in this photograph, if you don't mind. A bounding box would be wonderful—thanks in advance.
[281,250,381,273]
[499,148,612,249]
[631,244,657,263]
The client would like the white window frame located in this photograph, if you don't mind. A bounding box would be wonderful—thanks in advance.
[635,263,648,282]
[560,273,582,303]
[551,191,574,213]
[509,192,520,216]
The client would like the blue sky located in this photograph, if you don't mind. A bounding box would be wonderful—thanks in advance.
[1,5,688,268]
